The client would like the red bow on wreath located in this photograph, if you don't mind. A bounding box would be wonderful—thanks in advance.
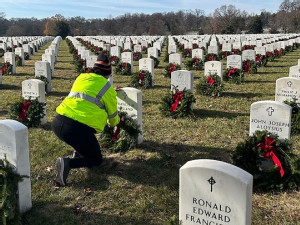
[168,64,176,75]
[0,63,8,74]
[244,61,250,72]
[121,63,127,71]
[222,52,227,58]
[139,72,146,85]
[82,60,86,67]
[233,49,238,54]
[209,55,214,61]
[256,136,284,177]
[266,52,271,58]
[170,91,184,112]
[256,56,262,63]
[112,117,124,141]
[18,101,31,121]
[274,49,279,57]
[206,76,215,86]
[227,68,237,77]
[111,56,116,64]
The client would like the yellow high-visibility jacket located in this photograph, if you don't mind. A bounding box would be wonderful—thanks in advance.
[56,73,119,133]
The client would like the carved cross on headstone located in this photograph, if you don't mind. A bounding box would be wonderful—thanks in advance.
[27,83,32,89]
[266,107,274,116]
[287,81,293,87]
[207,176,216,192]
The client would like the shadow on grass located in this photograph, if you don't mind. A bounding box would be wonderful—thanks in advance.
[0,83,21,90]
[193,108,248,119]
[52,76,74,80]
[72,141,233,189]
[48,91,69,97]
[223,91,260,98]
[244,80,274,84]
[23,201,156,225]
[0,110,8,117]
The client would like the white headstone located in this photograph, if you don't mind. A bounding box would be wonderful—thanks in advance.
[4,52,16,74]
[139,58,154,86]
[0,119,32,213]
[227,55,242,69]
[289,65,300,78]
[22,79,46,124]
[35,61,51,93]
[191,49,204,60]
[222,43,232,52]
[168,45,177,54]
[242,50,256,61]
[121,52,133,73]
[207,46,219,55]
[275,77,300,103]
[250,101,292,140]
[14,47,25,66]
[147,47,158,59]
[204,61,223,80]
[179,159,253,225]
[134,44,142,53]
[117,88,143,144]
[169,53,182,69]
[42,54,54,77]
[124,42,132,51]
[171,70,193,92]
[86,55,98,68]
[22,44,31,59]
[255,46,266,56]
[111,46,120,58]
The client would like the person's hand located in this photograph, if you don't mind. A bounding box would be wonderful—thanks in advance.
[114,86,122,91]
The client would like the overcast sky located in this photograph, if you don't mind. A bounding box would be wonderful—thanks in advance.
[0,0,283,19]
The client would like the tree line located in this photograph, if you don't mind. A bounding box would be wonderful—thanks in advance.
[0,1,299,38]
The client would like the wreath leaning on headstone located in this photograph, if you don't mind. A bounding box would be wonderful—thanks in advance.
[0,155,27,225]
[283,99,300,135]
[150,56,159,68]
[232,130,300,191]
[0,62,12,75]
[164,63,180,78]
[184,57,203,71]
[115,62,131,75]
[196,74,224,97]
[99,111,141,152]
[8,97,46,128]
[242,60,257,74]
[130,70,153,89]
[160,86,196,119]
[223,67,244,84]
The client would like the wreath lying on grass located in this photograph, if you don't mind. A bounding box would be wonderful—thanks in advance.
[115,62,132,75]
[130,70,153,89]
[196,74,224,97]
[243,60,257,73]
[133,52,142,61]
[160,86,196,118]
[283,99,300,135]
[183,49,192,58]
[185,57,203,71]
[266,52,275,62]
[8,97,46,128]
[99,111,141,152]
[164,63,180,78]
[0,155,26,225]
[233,130,300,191]
[223,67,244,84]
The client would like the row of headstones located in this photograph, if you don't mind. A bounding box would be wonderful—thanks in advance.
[0,37,55,85]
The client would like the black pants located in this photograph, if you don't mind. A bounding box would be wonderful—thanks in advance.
[51,114,103,168]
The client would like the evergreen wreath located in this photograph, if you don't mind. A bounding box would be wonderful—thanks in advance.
[110,56,120,66]
[160,86,196,118]
[130,70,153,89]
[242,60,257,74]
[204,53,219,62]
[283,99,300,135]
[255,54,268,67]
[185,57,203,71]
[0,62,12,75]
[0,155,26,225]
[232,49,241,55]
[24,52,29,60]
[115,62,132,75]
[164,63,180,78]
[183,49,192,58]
[266,51,275,62]
[133,52,142,61]
[196,74,224,97]
[99,111,141,152]
[221,51,231,59]
[15,55,22,66]
[233,130,300,191]
[0,48,4,57]
[223,67,244,84]
[150,56,159,68]
[35,75,49,93]
[8,97,46,128]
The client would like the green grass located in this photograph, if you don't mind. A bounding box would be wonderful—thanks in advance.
[1,40,300,225]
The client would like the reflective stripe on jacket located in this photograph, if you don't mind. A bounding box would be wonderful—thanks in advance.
[56,73,119,133]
